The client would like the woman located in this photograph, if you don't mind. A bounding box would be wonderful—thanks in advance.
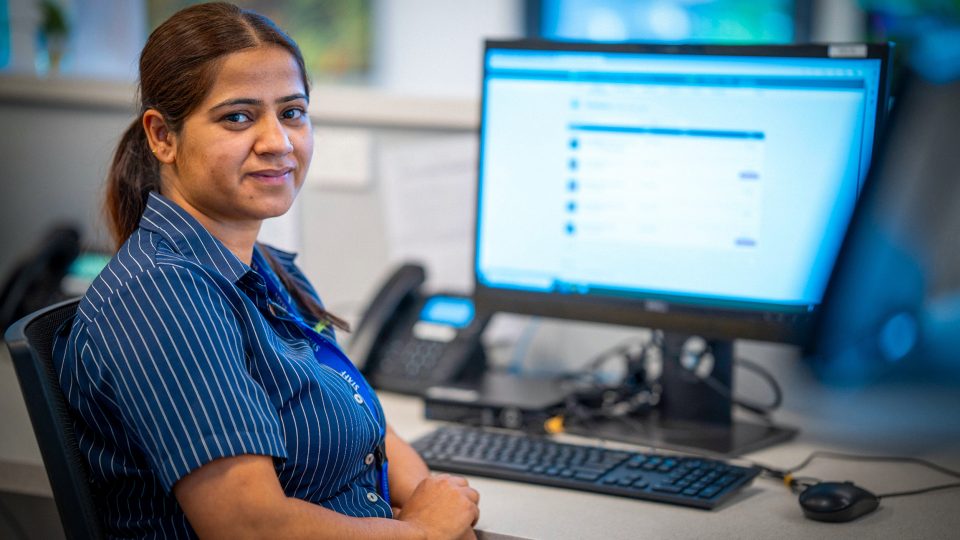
[52,3,479,538]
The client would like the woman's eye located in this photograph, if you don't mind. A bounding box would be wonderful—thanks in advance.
[282,108,305,120]
[223,112,251,124]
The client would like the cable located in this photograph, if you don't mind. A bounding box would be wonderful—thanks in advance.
[878,483,960,499]
[754,450,960,499]
[681,357,783,417]
[783,451,960,479]
[735,358,784,411]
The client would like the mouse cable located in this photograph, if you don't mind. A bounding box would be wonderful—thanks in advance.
[753,450,960,499]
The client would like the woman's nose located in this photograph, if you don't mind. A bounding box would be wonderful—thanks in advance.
[254,116,294,156]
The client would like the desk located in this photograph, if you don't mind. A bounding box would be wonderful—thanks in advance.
[2,346,959,539]
[380,358,960,540]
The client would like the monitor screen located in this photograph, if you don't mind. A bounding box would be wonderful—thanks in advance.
[474,41,891,343]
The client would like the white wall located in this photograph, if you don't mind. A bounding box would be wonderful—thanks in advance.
[372,0,524,98]
[811,0,866,43]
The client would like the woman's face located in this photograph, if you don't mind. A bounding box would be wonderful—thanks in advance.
[161,45,313,229]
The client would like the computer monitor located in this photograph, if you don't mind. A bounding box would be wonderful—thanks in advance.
[473,40,892,454]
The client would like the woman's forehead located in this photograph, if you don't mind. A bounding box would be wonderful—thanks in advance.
[206,46,306,101]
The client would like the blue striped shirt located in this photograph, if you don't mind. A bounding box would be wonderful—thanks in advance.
[52,192,391,539]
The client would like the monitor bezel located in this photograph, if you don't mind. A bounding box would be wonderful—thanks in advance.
[472,40,893,344]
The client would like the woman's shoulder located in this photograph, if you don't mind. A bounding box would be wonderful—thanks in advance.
[78,230,238,327]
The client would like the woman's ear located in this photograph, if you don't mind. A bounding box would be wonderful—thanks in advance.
[143,109,177,164]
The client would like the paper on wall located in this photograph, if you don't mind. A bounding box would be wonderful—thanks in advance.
[378,134,478,294]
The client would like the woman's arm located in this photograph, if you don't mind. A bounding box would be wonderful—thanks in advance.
[174,454,477,540]
[385,423,431,512]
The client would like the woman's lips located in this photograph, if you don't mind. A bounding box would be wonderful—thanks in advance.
[249,168,293,184]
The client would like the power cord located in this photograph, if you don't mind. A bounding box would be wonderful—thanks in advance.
[755,451,960,499]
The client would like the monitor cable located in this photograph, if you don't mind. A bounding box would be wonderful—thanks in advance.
[687,357,784,418]
[553,333,785,430]
[656,330,784,418]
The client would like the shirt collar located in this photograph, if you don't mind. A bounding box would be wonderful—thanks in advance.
[138,192,251,283]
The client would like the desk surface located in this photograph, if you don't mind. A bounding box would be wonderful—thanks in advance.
[3,345,959,539]
[380,364,960,540]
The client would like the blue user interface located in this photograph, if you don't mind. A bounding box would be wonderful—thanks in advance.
[420,296,475,328]
[476,47,883,312]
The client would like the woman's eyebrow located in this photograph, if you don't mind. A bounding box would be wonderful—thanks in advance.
[278,93,309,104]
[209,93,308,111]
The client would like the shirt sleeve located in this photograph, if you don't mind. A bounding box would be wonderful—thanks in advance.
[86,262,287,492]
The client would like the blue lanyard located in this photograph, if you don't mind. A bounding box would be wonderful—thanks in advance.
[255,256,390,505]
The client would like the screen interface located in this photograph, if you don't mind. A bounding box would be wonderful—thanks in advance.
[476,47,883,313]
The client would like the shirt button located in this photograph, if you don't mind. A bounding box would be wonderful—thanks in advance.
[367,492,379,503]
[354,394,364,405]
[365,453,375,466]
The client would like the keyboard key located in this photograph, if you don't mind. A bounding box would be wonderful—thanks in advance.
[699,486,722,498]
[449,455,530,472]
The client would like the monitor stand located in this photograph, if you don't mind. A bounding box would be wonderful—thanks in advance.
[566,332,797,456]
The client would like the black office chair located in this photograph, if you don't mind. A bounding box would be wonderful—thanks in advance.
[4,298,105,540]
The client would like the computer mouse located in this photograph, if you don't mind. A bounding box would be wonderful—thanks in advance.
[799,481,880,523]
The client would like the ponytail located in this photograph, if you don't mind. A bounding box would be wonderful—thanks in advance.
[104,116,159,250]
[258,244,351,332]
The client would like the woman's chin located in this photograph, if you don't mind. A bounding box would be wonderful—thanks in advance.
[246,197,295,221]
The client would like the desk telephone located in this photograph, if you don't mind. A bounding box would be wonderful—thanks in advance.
[348,264,490,395]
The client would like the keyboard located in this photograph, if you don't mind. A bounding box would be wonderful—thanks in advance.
[412,425,760,510]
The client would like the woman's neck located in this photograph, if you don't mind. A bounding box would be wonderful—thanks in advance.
[160,188,261,266]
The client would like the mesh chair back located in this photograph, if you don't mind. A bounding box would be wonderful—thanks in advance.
[4,298,105,540]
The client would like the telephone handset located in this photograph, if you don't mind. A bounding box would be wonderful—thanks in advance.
[348,263,489,396]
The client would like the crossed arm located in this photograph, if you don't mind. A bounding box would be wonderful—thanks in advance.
[173,423,478,539]
[385,423,431,514]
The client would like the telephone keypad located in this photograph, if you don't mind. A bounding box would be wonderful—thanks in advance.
[376,338,447,380]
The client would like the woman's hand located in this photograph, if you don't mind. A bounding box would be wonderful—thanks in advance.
[398,474,480,540]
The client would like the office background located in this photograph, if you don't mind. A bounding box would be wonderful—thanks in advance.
[1,1,957,539]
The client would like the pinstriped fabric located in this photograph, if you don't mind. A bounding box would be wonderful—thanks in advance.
[53,192,391,539]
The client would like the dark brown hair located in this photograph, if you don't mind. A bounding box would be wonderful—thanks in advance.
[105,1,347,331]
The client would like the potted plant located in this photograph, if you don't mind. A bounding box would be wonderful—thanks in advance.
[37,0,69,74]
